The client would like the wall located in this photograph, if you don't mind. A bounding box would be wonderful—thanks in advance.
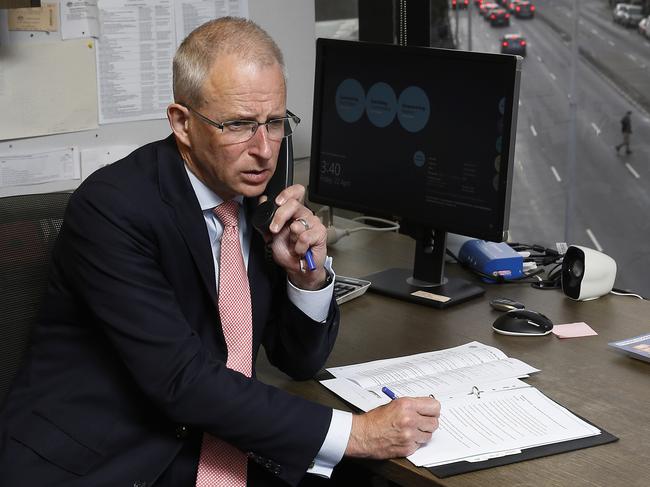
[0,0,316,196]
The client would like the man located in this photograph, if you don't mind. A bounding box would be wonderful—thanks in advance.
[615,110,632,155]
[0,17,440,486]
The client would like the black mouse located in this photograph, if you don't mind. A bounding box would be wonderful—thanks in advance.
[492,309,554,336]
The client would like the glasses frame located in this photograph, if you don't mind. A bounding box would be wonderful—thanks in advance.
[180,103,300,142]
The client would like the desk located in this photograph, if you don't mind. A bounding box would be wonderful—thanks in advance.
[256,227,650,487]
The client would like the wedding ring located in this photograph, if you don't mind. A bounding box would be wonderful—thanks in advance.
[296,218,310,231]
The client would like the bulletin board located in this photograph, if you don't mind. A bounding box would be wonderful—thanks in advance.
[0,0,316,197]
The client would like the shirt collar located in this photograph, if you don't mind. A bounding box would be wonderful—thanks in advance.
[184,165,244,211]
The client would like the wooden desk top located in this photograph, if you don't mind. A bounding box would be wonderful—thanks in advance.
[256,227,650,487]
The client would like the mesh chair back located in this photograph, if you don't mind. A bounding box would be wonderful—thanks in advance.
[0,192,71,405]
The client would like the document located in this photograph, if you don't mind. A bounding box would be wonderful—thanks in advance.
[321,342,601,468]
[0,147,81,188]
[8,3,58,32]
[61,0,100,40]
[323,342,539,411]
[96,0,174,124]
[174,0,249,45]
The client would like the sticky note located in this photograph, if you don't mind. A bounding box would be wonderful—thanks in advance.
[552,322,598,338]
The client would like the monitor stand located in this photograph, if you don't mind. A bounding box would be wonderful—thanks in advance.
[362,228,484,309]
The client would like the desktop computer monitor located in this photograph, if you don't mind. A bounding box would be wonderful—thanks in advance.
[309,39,522,309]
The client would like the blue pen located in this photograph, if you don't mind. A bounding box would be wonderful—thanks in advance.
[304,248,317,271]
[382,386,398,401]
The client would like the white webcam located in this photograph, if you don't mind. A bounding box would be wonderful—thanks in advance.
[561,245,617,301]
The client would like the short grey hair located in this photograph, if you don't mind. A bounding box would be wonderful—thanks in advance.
[173,17,286,107]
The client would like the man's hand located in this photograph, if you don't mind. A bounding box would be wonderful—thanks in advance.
[344,397,441,459]
[262,184,328,290]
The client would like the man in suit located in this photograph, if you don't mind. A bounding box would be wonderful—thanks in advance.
[0,17,440,486]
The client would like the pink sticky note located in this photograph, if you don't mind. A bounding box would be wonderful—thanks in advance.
[552,322,598,338]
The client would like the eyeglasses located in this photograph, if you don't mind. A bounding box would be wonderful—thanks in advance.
[181,104,300,144]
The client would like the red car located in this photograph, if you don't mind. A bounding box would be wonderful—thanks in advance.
[452,0,470,9]
[513,0,536,18]
[489,8,511,26]
[501,33,527,56]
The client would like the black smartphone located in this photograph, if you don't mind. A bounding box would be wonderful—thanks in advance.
[251,126,294,234]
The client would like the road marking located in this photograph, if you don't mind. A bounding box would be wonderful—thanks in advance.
[590,122,601,136]
[625,163,641,179]
[530,125,538,136]
[549,72,557,80]
[537,55,542,62]
[564,11,571,17]
[608,40,615,47]
[627,53,637,63]
[591,28,598,35]
[550,165,562,182]
[586,229,603,252]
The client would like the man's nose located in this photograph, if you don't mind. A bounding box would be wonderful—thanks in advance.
[249,124,274,158]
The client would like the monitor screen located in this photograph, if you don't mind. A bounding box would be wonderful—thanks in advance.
[309,39,522,308]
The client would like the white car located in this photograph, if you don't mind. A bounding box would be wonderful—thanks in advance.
[616,4,644,28]
[639,15,650,38]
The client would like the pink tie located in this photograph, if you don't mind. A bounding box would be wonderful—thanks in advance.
[195,200,252,487]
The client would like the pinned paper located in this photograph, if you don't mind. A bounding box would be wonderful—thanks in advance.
[552,322,598,338]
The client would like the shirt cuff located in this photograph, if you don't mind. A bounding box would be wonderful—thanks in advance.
[307,409,353,478]
[286,256,335,323]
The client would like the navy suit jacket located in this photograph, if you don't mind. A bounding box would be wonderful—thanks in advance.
[0,136,340,487]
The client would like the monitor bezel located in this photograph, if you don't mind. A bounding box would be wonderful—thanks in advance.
[309,38,522,243]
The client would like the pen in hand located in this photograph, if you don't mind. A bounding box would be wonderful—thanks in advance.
[382,386,398,401]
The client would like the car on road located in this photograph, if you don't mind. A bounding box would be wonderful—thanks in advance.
[501,33,527,55]
[639,15,650,38]
[513,0,536,18]
[613,4,644,27]
[452,0,470,9]
[488,7,511,27]
[480,1,499,16]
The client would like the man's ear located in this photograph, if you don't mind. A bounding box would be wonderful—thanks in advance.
[167,103,191,147]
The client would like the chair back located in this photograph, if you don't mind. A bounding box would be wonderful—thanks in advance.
[0,192,71,405]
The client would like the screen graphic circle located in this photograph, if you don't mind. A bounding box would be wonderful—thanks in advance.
[366,82,397,128]
[335,78,366,123]
[398,86,430,133]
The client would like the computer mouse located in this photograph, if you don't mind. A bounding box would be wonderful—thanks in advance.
[492,309,554,336]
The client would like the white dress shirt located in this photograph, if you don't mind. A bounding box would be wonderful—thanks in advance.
[185,167,352,477]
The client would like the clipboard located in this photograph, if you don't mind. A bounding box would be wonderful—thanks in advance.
[315,371,619,478]
[427,413,618,478]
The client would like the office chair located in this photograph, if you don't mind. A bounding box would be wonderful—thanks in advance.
[0,192,71,406]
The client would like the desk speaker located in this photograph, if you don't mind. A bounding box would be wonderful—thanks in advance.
[561,245,616,301]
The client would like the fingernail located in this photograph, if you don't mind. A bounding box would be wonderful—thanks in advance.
[275,196,285,205]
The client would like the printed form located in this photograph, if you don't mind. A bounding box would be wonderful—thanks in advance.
[321,342,600,467]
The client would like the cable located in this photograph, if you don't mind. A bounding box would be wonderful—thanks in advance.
[610,289,645,300]
[325,215,400,245]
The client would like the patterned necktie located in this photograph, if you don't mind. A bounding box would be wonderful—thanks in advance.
[195,200,252,487]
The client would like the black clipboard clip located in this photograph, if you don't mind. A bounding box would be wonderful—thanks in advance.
[469,385,483,399]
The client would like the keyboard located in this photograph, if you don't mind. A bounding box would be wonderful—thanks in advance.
[334,275,371,305]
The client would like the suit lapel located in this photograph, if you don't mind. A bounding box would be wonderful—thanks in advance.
[157,135,217,302]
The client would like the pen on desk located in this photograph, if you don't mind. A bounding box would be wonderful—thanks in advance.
[381,386,398,401]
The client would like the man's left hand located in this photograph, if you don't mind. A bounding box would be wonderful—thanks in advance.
[262,184,328,290]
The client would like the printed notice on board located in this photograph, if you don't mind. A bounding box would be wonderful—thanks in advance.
[174,0,249,43]
[0,148,81,189]
[61,0,100,40]
[8,3,59,32]
[96,0,175,124]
